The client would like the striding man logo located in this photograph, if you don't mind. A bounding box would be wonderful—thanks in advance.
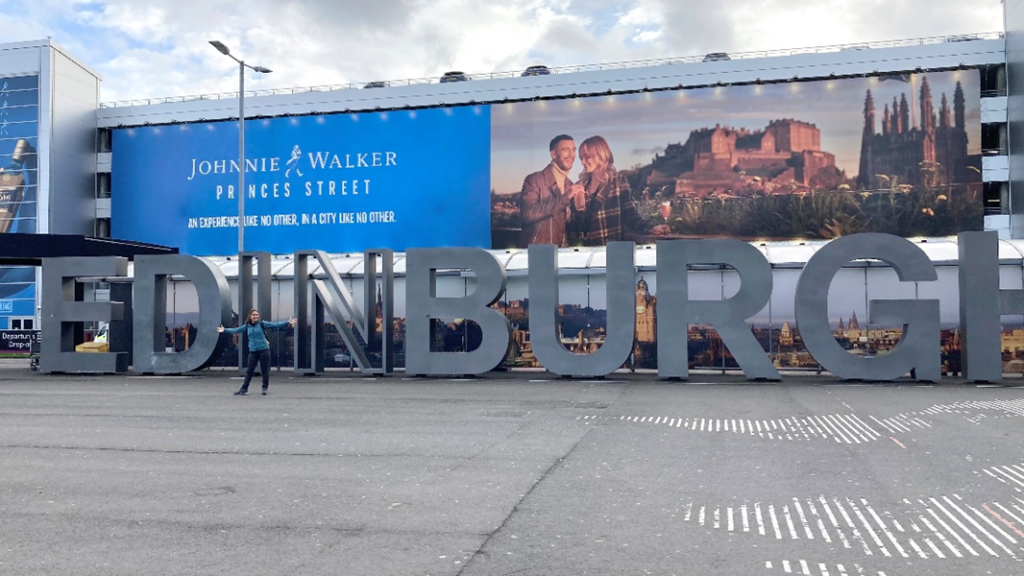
[285,144,304,177]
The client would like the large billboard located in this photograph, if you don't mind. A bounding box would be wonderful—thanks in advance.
[0,74,40,330]
[491,70,983,248]
[112,71,982,255]
[112,107,491,255]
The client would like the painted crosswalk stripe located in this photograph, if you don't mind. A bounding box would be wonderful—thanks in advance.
[966,501,1017,545]
[933,496,998,556]
[793,499,814,539]
[848,414,882,439]
[861,498,908,557]
[832,498,872,555]
[783,504,800,539]
[920,498,978,556]
[945,495,1014,556]
[755,502,767,536]
[806,500,832,543]
[869,415,897,434]
[907,537,928,559]
[828,414,862,443]
[769,504,783,540]
[846,498,891,556]
[921,535,946,558]
[997,465,1024,488]
[916,513,961,557]
[983,467,1024,487]
[818,497,850,549]
[993,501,1024,528]
[807,417,828,438]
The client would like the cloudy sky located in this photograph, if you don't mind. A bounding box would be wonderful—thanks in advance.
[0,0,1005,103]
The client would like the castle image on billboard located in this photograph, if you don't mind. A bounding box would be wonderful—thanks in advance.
[490,72,982,247]
[638,119,838,198]
[858,79,971,188]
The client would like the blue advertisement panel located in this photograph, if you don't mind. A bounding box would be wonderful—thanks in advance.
[112,106,492,255]
[0,74,40,329]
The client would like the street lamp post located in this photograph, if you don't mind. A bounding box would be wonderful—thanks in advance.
[209,40,271,255]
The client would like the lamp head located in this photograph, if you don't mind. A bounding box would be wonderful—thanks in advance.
[252,66,272,74]
[209,40,230,55]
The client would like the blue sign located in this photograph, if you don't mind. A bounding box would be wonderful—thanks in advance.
[0,74,40,328]
[112,107,492,255]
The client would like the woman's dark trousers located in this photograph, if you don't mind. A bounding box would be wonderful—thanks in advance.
[240,349,271,393]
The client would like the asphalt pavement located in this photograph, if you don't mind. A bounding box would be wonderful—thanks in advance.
[1,362,1022,576]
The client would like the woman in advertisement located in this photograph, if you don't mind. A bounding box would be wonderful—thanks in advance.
[570,136,670,246]
[217,309,296,396]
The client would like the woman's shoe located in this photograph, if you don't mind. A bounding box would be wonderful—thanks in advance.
[234,389,247,396]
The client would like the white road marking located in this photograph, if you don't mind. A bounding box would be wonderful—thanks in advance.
[806,500,832,543]
[933,496,999,556]
[832,498,872,556]
[793,499,814,539]
[769,504,783,540]
[755,502,767,536]
[783,504,800,539]
[907,537,928,559]
[861,498,908,557]
[917,513,961,557]
[846,498,891,557]
[920,498,978,556]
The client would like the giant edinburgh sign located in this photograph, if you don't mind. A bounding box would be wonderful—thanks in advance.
[39,232,1011,382]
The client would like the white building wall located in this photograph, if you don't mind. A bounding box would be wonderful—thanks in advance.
[48,44,101,236]
[97,39,1007,127]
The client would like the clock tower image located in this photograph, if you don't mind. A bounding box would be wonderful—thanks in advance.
[635,277,656,344]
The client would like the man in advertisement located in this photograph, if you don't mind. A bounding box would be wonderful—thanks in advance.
[519,134,585,247]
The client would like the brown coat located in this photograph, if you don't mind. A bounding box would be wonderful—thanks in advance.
[519,164,574,247]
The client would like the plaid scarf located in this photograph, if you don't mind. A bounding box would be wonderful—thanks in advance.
[572,169,645,246]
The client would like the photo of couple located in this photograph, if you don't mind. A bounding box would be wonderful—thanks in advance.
[519,134,670,248]
[490,71,983,250]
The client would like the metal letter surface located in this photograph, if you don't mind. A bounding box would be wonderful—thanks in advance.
[656,239,779,380]
[237,251,273,372]
[132,255,232,374]
[41,257,128,373]
[405,248,511,375]
[957,232,1003,382]
[528,242,635,377]
[794,234,940,381]
[292,249,394,374]
[959,231,1024,382]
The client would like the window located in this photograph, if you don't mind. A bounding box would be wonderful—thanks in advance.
[9,317,33,329]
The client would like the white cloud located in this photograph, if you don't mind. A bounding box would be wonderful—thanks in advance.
[0,0,1005,102]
